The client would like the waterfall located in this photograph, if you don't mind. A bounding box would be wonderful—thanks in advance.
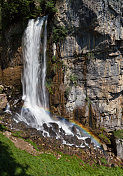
[41,19,48,109]
[20,17,72,133]
[15,16,100,148]
[20,17,51,128]
[22,17,48,108]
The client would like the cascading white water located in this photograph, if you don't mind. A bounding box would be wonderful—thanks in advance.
[20,17,52,128]
[41,18,48,109]
[15,16,100,148]
[20,17,72,134]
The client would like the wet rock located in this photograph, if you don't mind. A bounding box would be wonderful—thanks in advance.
[59,128,65,136]
[63,135,83,146]
[64,135,74,144]
[49,127,56,137]
[43,123,49,131]
[16,121,28,129]
[85,138,91,145]
[49,122,59,133]
[71,126,77,135]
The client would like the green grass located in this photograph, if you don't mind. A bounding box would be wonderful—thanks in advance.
[114,130,123,139]
[0,124,7,131]
[25,139,40,151]
[12,131,39,151]
[0,133,123,176]
[12,131,22,138]
[99,133,111,144]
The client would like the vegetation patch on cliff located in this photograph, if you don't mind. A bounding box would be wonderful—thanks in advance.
[53,26,68,43]
[1,0,57,28]
[114,130,123,139]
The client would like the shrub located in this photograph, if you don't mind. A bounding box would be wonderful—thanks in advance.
[53,26,68,43]
[1,0,37,25]
[69,74,77,85]
[114,129,123,139]
[46,78,53,94]
[1,0,57,28]
[0,124,7,131]
[45,0,57,14]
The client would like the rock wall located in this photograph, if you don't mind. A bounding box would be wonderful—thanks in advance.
[116,139,123,159]
[0,22,23,105]
[52,0,123,130]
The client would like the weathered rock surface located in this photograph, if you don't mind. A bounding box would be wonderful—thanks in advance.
[52,0,123,130]
[0,16,23,100]
[116,139,123,159]
[0,94,7,110]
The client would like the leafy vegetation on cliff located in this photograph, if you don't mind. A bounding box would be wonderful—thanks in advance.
[114,129,123,139]
[53,26,68,43]
[1,0,57,29]
[0,132,123,176]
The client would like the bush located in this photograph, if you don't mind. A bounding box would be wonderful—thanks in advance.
[1,0,36,25]
[53,26,68,43]
[1,0,57,28]
[70,74,77,85]
[45,0,57,14]
[114,129,123,139]
[46,78,53,94]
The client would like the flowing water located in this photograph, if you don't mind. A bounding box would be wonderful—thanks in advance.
[20,17,51,128]
[15,17,100,148]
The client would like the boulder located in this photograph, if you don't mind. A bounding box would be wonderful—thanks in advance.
[0,94,8,111]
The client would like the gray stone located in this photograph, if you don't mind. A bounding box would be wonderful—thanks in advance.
[0,94,8,110]
[116,139,123,159]
[56,0,123,131]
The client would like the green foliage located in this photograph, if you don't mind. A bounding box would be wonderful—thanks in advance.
[85,97,92,105]
[100,158,108,165]
[37,0,57,16]
[64,86,71,99]
[1,0,57,28]
[46,78,53,94]
[53,64,58,73]
[45,0,57,14]
[99,133,111,144]
[98,128,111,144]
[52,55,57,62]
[1,0,36,25]
[113,129,123,139]
[0,133,123,176]
[25,139,39,151]
[0,86,3,94]
[0,124,7,131]
[53,26,68,43]
[87,52,94,58]
[12,131,22,138]
[63,64,68,72]
[69,74,77,85]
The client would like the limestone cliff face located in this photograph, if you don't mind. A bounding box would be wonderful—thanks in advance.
[52,0,123,130]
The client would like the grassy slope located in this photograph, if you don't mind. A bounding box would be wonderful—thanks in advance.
[0,133,123,176]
